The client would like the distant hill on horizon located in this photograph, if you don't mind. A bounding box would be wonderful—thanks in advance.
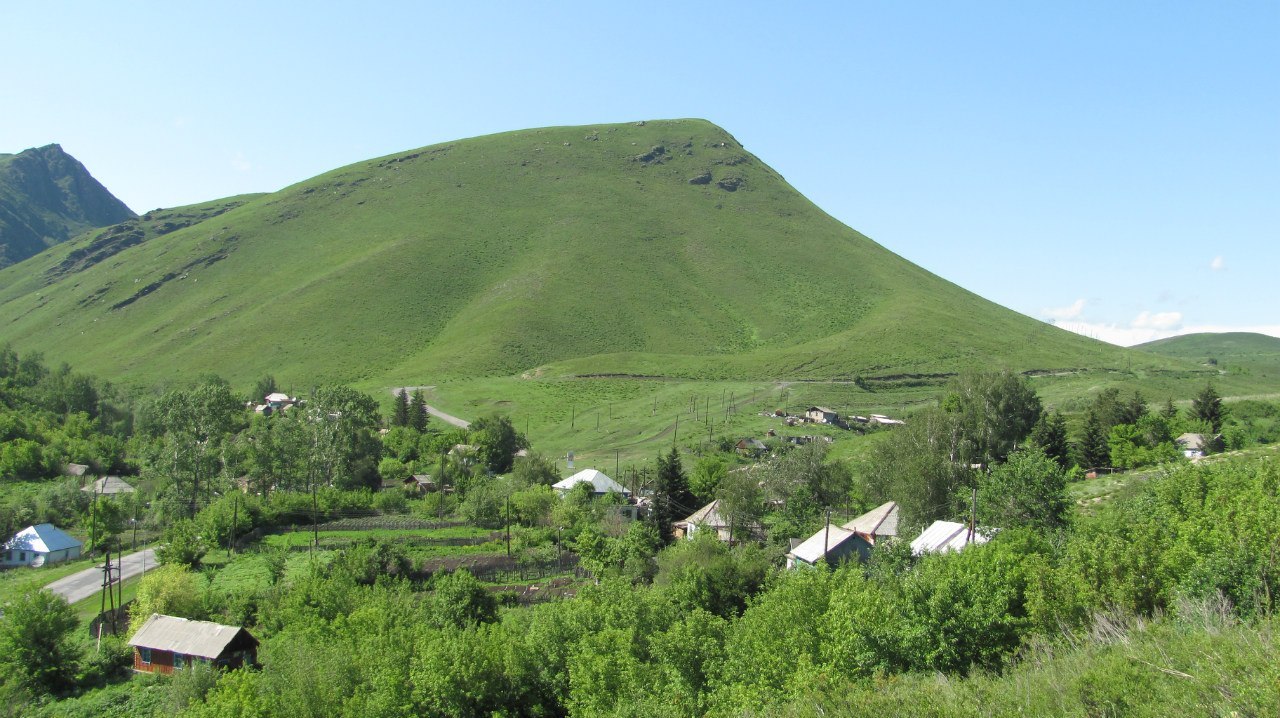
[1136,332,1280,380]
[0,119,1182,391]
[0,144,135,270]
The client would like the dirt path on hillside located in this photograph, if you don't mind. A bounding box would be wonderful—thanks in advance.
[389,386,470,428]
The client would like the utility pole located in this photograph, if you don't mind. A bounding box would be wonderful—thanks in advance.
[228,494,239,557]
[88,488,99,559]
[311,484,319,556]
[967,483,978,545]
[822,508,831,564]
[673,415,679,445]
[131,499,138,552]
[439,453,447,521]
[505,498,512,558]
[571,406,575,430]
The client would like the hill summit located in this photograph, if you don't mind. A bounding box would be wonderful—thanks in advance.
[0,119,1134,387]
[0,144,136,270]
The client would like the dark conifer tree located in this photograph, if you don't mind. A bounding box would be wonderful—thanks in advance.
[1079,409,1110,470]
[652,447,695,542]
[410,389,429,432]
[1029,410,1070,468]
[1191,382,1225,434]
[393,389,411,427]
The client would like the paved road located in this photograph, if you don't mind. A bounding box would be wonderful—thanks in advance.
[390,386,471,428]
[44,548,157,604]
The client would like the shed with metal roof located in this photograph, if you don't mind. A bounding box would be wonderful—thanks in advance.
[128,614,258,674]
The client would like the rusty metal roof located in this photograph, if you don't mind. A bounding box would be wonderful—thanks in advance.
[128,614,255,659]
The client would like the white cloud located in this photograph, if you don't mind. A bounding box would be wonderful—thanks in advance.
[1131,310,1182,330]
[1042,298,1087,321]
[1056,319,1280,347]
[230,151,252,172]
[1210,256,1225,271]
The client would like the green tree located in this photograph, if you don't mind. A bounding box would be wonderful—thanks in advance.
[653,448,695,541]
[252,375,277,403]
[511,452,559,487]
[1079,409,1110,470]
[1028,410,1070,468]
[1191,382,1225,434]
[977,446,1070,532]
[865,408,970,525]
[156,518,209,568]
[409,389,429,433]
[426,570,499,629]
[393,389,411,428]
[941,370,1043,466]
[715,466,764,543]
[1160,397,1179,420]
[0,590,81,695]
[469,413,528,475]
[305,385,383,490]
[1119,390,1149,426]
[690,454,728,502]
[149,377,243,516]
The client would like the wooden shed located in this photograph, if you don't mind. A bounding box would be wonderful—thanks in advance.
[129,614,258,674]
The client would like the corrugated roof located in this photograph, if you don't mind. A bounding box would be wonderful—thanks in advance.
[128,614,254,659]
[676,500,727,529]
[64,463,90,477]
[841,501,899,539]
[909,520,989,556]
[552,469,630,495]
[82,476,136,494]
[4,524,82,554]
[788,525,857,565]
[1176,433,1206,450]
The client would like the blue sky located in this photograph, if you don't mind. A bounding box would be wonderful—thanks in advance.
[3,2,1276,345]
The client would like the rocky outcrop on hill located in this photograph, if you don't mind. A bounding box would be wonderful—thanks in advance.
[0,144,135,270]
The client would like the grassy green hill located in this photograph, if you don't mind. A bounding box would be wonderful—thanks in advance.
[1,118,1263,462]
[1135,332,1280,380]
[0,120,1159,383]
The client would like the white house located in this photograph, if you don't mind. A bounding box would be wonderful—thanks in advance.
[2,524,83,567]
[1176,433,1207,459]
[552,469,630,497]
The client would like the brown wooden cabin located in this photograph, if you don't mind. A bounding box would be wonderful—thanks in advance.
[129,614,258,675]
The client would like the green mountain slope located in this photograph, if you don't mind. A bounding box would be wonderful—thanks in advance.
[0,144,136,270]
[1136,332,1280,378]
[0,120,1181,390]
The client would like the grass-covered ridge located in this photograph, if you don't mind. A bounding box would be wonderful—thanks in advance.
[0,119,1169,390]
[1136,331,1280,379]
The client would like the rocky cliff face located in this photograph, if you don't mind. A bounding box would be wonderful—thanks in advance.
[0,144,136,269]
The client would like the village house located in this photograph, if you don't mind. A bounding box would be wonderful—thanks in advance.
[734,438,768,458]
[673,499,763,543]
[553,469,644,520]
[805,406,840,424]
[1176,432,1207,459]
[786,501,900,569]
[403,474,438,494]
[129,614,258,675]
[2,523,83,567]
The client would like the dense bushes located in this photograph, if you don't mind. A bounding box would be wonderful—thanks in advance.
[164,454,1278,717]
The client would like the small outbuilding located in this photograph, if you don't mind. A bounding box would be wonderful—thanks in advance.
[82,476,136,495]
[2,524,83,567]
[910,520,989,556]
[129,614,258,674]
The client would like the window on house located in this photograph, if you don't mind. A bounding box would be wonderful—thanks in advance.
[18,552,25,562]
[174,653,186,670]
[139,648,152,664]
